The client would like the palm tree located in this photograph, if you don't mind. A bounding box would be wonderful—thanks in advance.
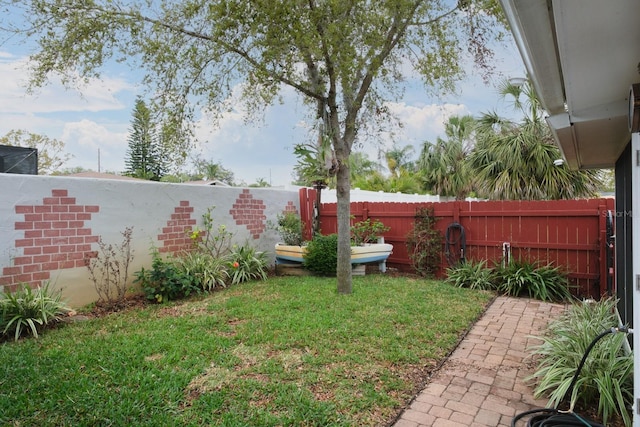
[348,151,381,183]
[384,144,415,178]
[418,115,476,199]
[469,79,601,200]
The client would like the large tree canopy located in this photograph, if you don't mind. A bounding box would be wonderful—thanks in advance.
[2,0,506,293]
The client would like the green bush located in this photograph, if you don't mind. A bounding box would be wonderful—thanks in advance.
[273,212,303,246]
[406,207,442,277]
[178,251,229,291]
[350,217,389,245]
[445,259,497,290]
[303,234,338,276]
[0,282,70,341]
[495,258,572,302]
[134,253,200,303]
[228,245,268,285]
[528,298,632,425]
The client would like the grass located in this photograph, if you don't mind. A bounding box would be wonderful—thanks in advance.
[0,275,493,426]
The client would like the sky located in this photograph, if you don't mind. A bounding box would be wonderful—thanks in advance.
[0,19,526,187]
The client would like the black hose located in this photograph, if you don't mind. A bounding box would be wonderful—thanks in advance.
[511,327,625,427]
[444,222,466,266]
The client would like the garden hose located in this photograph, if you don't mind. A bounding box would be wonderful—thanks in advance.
[444,222,466,266]
[511,327,629,427]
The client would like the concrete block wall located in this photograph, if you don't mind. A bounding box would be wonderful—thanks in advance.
[0,174,299,308]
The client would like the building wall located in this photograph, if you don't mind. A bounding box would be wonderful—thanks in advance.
[0,174,298,307]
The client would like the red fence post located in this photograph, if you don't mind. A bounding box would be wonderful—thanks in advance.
[298,188,315,241]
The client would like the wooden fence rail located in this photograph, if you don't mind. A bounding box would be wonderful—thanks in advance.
[299,188,615,299]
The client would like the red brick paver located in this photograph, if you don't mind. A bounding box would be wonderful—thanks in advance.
[393,296,566,427]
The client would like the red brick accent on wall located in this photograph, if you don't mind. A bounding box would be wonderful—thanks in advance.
[0,189,100,291]
[283,201,298,214]
[229,189,267,239]
[157,201,197,255]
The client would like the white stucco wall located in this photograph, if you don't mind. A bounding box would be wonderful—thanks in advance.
[0,173,299,307]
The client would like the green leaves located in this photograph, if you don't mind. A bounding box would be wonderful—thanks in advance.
[228,245,268,285]
[495,259,572,302]
[445,259,497,290]
[406,207,442,277]
[272,211,303,246]
[350,217,389,246]
[303,234,339,276]
[470,79,602,200]
[0,282,70,341]
[528,298,632,425]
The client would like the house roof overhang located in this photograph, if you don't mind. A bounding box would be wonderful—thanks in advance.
[498,0,640,169]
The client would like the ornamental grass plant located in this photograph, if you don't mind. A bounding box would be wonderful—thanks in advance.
[528,298,633,426]
[495,258,573,302]
[0,282,70,341]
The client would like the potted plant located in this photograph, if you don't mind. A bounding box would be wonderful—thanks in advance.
[274,212,307,263]
[350,217,390,246]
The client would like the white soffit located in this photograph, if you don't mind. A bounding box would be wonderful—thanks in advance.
[500,0,640,169]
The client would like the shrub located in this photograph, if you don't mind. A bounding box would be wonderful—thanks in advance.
[85,226,134,308]
[178,251,229,291]
[272,211,303,246]
[228,245,268,285]
[303,234,338,276]
[495,258,572,302]
[0,282,70,341]
[406,207,442,277]
[445,259,497,290]
[189,207,235,258]
[350,217,390,245]
[528,298,632,425]
[134,253,199,303]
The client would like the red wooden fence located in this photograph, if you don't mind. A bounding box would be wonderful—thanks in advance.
[299,188,615,299]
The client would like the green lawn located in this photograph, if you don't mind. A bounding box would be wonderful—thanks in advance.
[0,275,493,426]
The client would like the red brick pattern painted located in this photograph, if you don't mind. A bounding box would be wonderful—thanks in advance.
[0,189,100,291]
[157,201,197,255]
[284,201,298,215]
[230,189,267,239]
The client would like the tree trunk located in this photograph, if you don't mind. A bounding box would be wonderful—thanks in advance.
[335,151,352,294]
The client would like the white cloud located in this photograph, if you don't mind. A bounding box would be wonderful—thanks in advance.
[0,55,134,114]
[0,35,526,183]
[61,120,129,172]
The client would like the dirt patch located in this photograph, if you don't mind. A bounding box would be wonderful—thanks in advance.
[82,293,150,318]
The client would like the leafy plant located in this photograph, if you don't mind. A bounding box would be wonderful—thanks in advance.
[495,258,572,302]
[303,234,339,276]
[134,253,199,303]
[406,207,442,277]
[0,282,70,341]
[528,298,632,425]
[85,226,134,308]
[445,259,497,290]
[189,207,234,258]
[271,211,303,246]
[228,244,268,285]
[178,251,229,291]
[350,217,390,245]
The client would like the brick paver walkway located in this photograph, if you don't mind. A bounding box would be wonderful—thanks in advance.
[393,296,566,427]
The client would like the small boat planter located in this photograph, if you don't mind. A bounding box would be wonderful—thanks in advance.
[274,241,393,273]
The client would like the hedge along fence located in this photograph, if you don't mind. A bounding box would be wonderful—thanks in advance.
[300,188,615,299]
[0,173,299,308]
